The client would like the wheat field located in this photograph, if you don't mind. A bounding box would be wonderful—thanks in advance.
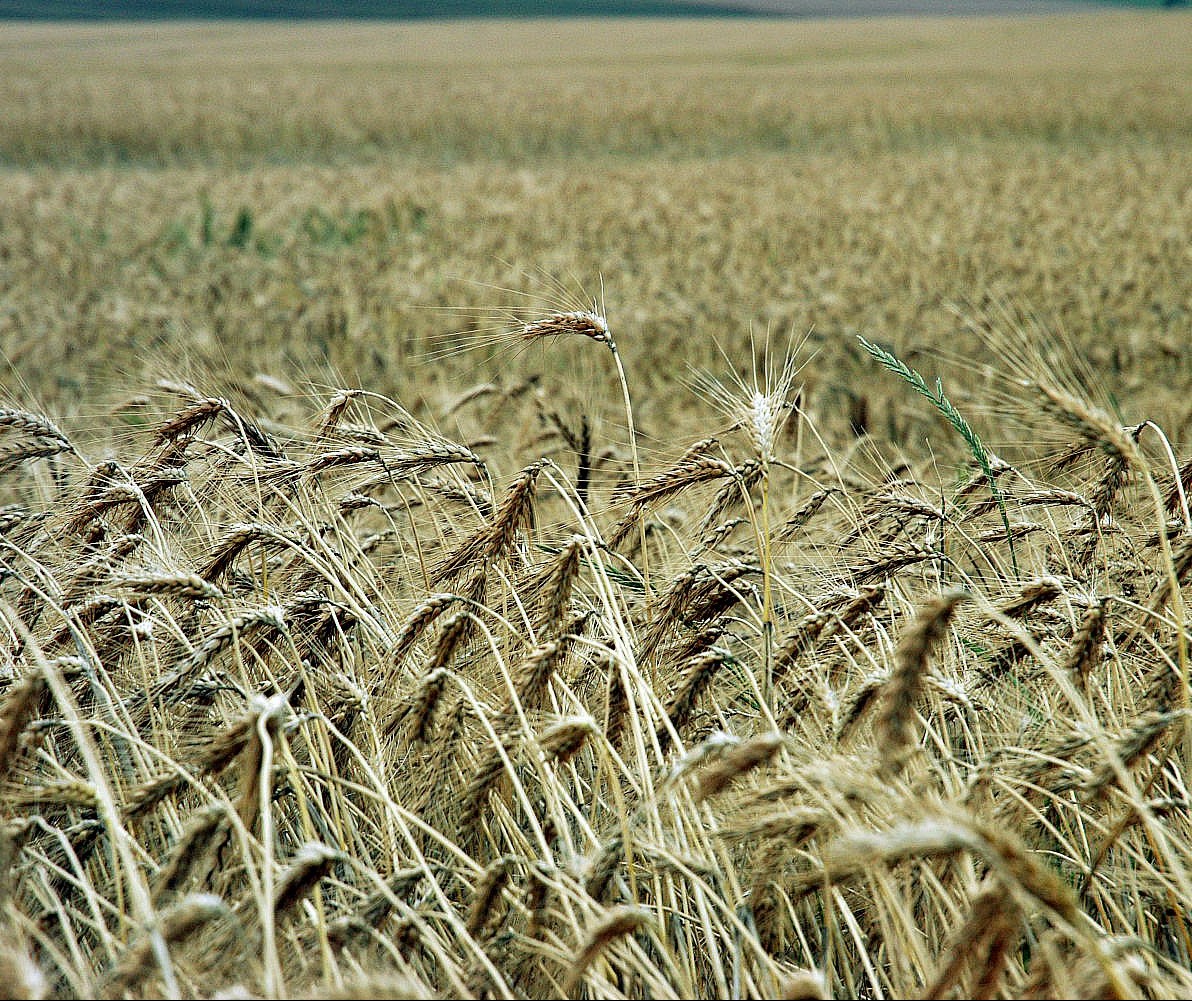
[0,12,1191,1000]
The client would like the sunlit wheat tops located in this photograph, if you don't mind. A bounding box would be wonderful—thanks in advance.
[515,302,635,480]
[746,389,784,463]
[689,334,803,701]
[691,334,802,464]
[521,308,613,348]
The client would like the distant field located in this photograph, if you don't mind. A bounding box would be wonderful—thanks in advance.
[1,14,1192,1000]
[1,14,1187,170]
[1,13,1189,444]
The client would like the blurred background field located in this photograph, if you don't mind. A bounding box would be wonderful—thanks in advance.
[1,11,1189,464]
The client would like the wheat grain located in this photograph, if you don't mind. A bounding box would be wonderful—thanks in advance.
[875,590,967,773]
[274,843,344,919]
[466,855,515,938]
[694,732,784,801]
[657,648,732,754]
[105,893,228,994]
[563,906,652,997]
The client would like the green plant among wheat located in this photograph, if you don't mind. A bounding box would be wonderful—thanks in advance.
[857,334,1020,574]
